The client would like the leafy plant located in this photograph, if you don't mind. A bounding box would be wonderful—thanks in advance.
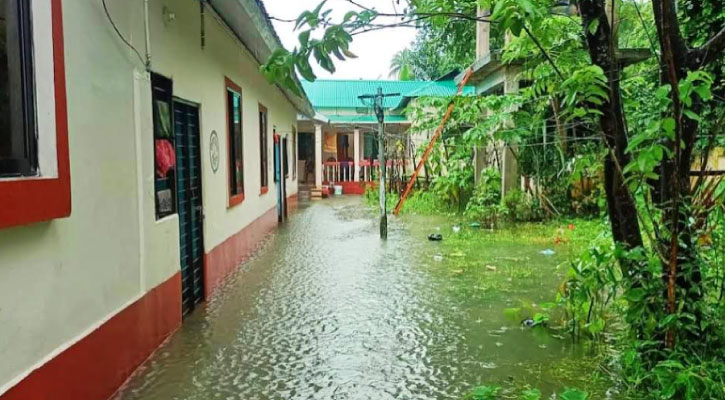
[464,385,500,400]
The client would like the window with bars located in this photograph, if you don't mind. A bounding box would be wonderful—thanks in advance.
[226,78,244,206]
[0,0,37,177]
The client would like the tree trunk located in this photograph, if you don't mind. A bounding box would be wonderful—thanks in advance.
[652,0,705,346]
[579,1,644,258]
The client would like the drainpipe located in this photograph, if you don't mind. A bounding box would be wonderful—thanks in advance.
[143,0,152,70]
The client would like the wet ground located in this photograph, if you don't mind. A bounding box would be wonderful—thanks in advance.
[115,196,607,400]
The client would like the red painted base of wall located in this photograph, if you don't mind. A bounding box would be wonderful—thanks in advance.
[203,194,301,298]
[1,272,182,400]
[203,206,278,298]
[287,193,299,212]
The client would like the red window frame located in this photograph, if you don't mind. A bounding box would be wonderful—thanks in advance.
[258,104,268,195]
[0,0,70,230]
[225,77,244,208]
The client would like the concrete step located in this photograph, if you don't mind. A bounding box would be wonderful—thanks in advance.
[298,191,311,201]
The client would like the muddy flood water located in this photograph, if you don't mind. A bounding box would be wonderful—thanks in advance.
[115,196,609,400]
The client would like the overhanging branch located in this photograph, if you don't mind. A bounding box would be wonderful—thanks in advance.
[690,27,725,67]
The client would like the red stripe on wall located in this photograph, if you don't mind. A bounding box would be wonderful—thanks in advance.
[203,194,301,298]
[203,206,278,298]
[0,272,182,400]
[287,193,299,212]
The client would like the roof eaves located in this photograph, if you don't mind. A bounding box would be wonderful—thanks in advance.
[209,0,315,117]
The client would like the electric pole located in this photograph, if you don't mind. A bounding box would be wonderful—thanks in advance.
[359,87,399,240]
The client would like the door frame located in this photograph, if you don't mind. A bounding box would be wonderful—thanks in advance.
[172,97,206,316]
[274,131,287,222]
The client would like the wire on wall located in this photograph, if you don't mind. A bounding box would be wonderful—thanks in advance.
[102,0,147,67]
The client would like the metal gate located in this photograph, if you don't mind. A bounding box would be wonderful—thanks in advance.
[173,99,205,316]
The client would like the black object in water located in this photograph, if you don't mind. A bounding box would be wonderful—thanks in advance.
[428,234,443,241]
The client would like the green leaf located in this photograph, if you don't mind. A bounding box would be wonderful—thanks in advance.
[343,10,357,22]
[662,117,676,137]
[586,318,605,335]
[510,19,523,36]
[588,19,600,35]
[298,30,311,48]
[465,385,500,400]
[560,388,588,400]
[626,287,646,302]
[693,84,712,100]
[683,109,701,122]
[519,388,541,400]
[341,48,358,59]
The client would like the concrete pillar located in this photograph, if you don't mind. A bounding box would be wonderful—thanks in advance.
[315,124,323,188]
[353,128,361,182]
[501,66,520,196]
[476,6,490,60]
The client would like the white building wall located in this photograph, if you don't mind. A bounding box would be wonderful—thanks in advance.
[0,0,300,393]
[145,0,298,251]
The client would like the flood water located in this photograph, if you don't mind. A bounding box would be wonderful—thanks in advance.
[115,197,606,400]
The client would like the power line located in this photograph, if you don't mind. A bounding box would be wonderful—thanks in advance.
[102,0,146,67]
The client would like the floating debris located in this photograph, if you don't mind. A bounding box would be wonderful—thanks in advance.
[470,222,481,229]
[452,225,461,233]
[540,249,556,256]
[497,256,527,262]
[480,362,497,369]
[522,319,536,328]
[428,233,443,241]
[433,254,444,262]
[488,327,509,335]
[485,265,497,272]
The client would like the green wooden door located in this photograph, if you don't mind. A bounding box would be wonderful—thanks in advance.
[173,100,204,316]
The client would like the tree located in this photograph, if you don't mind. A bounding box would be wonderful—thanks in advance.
[389,49,416,80]
[262,1,725,393]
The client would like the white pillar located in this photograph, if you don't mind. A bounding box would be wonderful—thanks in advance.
[476,6,491,60]
[315,124,323,188]
[353,128,361,182]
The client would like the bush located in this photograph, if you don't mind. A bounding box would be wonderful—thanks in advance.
[503,189,545,222]
[464,168,504,226]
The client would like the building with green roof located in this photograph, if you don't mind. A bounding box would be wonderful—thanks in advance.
[296,79,473,193]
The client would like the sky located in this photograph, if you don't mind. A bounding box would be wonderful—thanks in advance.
[264,0,418,80]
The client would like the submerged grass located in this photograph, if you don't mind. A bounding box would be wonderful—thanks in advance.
[380,195,614,398]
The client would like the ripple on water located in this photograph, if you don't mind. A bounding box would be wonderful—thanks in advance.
[115,197,603,400]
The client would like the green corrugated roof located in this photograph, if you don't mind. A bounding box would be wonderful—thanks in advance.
[405,80,475,98]
[326,114,409,124]
[301,79,474,110]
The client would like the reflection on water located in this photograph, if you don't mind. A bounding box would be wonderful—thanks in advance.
[115,197,602,400]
